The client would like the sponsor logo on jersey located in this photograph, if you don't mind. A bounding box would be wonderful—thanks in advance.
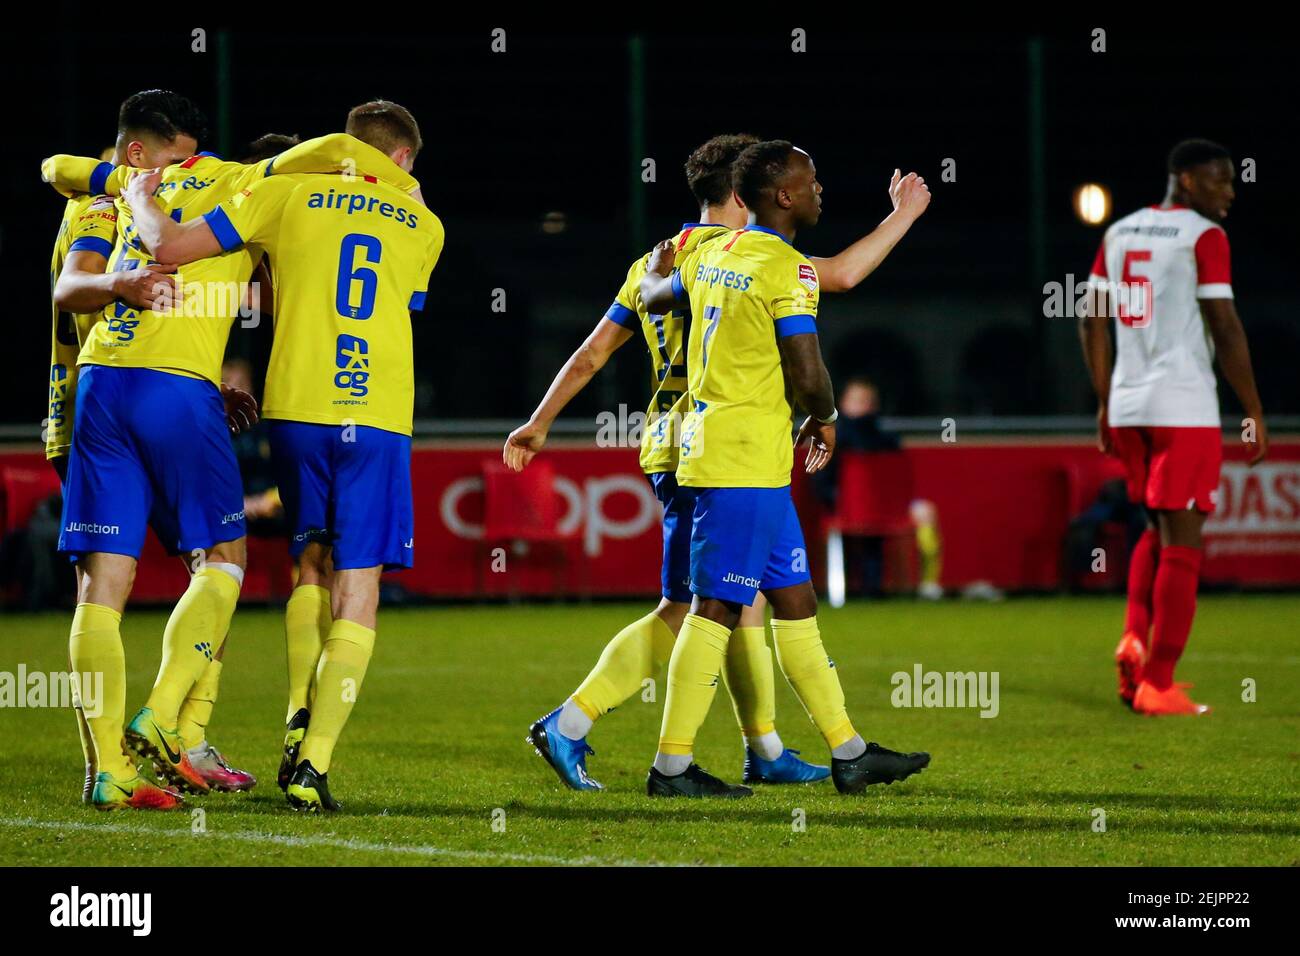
[693,263,754,291]
[798,263,818,291]
[334,334,370,397]
[306,189,420,228]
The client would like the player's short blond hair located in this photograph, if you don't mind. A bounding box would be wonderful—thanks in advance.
[346,100,423,159]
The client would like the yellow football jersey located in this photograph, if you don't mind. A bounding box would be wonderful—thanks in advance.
[37,136,423,387]
[206,172,444,436]
[46,193,119,459]
[672,224,820,488]
[607,224,728,475]
[74,153,270,384]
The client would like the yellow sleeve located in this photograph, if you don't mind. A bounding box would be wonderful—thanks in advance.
[600,257,643,329]
[267,133,420,194]
[205,176,297,253]
[410,216,445,311]
[768,253,820,322]
[41,155,118,199]
[67,195,119,257]
[420,217,445,288]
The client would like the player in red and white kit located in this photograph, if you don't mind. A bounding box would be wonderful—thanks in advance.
[1080,138,1267,716]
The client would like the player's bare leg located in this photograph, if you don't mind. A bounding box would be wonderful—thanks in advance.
[73,552,182,810]
[1133,509,1210,715]
[287,563,381,811]
[763,581,930,794]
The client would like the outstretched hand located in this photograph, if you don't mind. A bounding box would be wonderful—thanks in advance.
[889,169,931,221]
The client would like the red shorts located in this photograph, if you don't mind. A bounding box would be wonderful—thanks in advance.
[1109,425,1222,514]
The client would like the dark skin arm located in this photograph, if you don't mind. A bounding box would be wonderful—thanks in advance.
[1078,283,1115,454]
[778,331,837,474]
[1202,297,1267,465]
[640,240,681,314]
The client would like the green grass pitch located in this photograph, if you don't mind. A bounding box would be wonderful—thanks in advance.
[1,595,1297,866]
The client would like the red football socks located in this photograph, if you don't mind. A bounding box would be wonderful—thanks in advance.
[1123,528,1161,645]
[1146,544,1203,690]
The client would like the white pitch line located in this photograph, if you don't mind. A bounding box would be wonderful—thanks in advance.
[0,817,688,868]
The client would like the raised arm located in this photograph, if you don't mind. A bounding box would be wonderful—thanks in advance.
[777,331,837,474]
[1202,297,1267,465]
[503,318,634,471]
[268,133,420,193]
[809,170,931,292]
[41,156,121,199]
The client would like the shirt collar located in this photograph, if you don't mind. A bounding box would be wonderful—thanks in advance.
[742,223,793,244]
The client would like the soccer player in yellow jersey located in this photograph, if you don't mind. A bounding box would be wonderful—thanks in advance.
[49,110,416,810]
[640,141,932,796]
[506,135,930,791]
[45,90,214,810]
[123,101,444,811]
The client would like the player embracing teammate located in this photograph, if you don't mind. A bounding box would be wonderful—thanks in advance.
[124,101,443,810]
[1080,139,1268,716]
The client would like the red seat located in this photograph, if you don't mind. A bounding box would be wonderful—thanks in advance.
[1,465,63,539]
[479,460,575,596]
[825,451,914,536]
[482,460,567,543]
[821,451,915,603]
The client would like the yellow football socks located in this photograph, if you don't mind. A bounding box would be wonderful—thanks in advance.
[657,613,731,755]
[572,611,676,721]
[177,658,223,751]
[145,566,241,727]
[285,584,331,721]
[298,619,376,774]
[69,602,132,778]
[772,616,856,749]
[722,625,777,738]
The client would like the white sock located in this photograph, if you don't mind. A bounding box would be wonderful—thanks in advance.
[208,561,245,589]
[653,752,692,776]
[556,698,594,740]
[832,734,867,760]
[745,731,785,761]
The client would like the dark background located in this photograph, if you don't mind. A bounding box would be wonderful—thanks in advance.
[2,23,1296,438]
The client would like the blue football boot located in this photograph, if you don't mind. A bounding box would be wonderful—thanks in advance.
[742,747,831,784]
[527,707,604,791]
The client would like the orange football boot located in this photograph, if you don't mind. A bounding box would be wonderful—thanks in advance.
[1114,632,1145,708]
[1132,680,1210,716]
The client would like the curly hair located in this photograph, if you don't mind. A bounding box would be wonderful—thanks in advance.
[684,133,760,205]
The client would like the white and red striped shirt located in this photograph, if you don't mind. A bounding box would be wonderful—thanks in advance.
[1089,205,1232,427]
